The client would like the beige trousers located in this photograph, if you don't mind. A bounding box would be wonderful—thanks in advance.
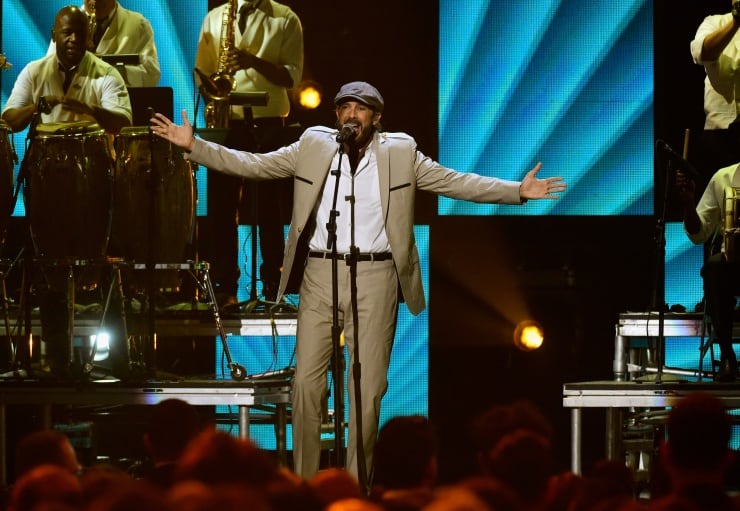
[292,256,398,479]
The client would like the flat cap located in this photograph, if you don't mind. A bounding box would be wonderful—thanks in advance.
[334,81,384,112]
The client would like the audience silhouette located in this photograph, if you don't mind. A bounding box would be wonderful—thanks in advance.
[6,396,737,511]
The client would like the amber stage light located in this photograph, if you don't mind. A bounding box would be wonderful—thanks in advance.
[513,320,544,352]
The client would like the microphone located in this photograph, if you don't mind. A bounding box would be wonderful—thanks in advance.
[193,67,219,96]
[247,366,295,380]
[336,124,356,144]
[655,140,703,179]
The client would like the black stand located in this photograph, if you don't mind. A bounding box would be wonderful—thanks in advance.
[645,156,670,384]
[326,147,346,470]
[4,105,48,378]
[239,105,268,313]
[641,140,699,383]
[344,148,368,493]
[324,139,368,491]
[226,92,277,313]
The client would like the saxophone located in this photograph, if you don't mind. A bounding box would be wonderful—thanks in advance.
[197,0,237,128]
[86,0,97,52]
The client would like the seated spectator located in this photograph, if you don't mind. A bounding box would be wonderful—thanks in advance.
[327,498,386,511]
[14,430,80,481]
[139,398,202,488]
[173,427,279,487]
[167,481,270,511]
[471,400,553,472]
[650,392,737,511]
[421,486,489,511]
[8,464,83,511]
[309,468,362,508]
[79,464,135,508]
[370,415,438,510]
[567,459,638,511]
[478,429,554,508]
[456,476,525,511]
[86,480,171,511]
[266,467,322,511]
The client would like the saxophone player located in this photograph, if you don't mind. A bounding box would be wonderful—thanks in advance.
[195,0,303,306]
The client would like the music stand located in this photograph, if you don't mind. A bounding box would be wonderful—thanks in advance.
[99,54,140,66]
[99,54,140,86]
[128,87,173,126]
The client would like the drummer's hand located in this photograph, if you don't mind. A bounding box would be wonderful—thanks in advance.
[60,97,93,116]
[43,95,61,109]
[150,110,195,152]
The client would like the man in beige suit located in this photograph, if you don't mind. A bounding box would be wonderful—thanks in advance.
[150,81,566,483]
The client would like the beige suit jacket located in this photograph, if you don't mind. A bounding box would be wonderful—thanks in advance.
[188,126,524,315]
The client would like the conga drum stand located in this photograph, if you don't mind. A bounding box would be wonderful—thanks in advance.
[128,261,246,381]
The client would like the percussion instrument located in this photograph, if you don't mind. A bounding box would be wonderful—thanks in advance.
[0,121,15,243]
[112,126,194,292]
[24,121,113,290]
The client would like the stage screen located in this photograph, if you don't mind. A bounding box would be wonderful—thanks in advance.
[1,0,207,217]
[438,0,654,216]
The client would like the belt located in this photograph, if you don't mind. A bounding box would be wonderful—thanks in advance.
[308,251,392,262]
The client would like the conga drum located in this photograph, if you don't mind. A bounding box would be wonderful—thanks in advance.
[112,126,194,293]
[24,121,113,291]
[0,120,15,243]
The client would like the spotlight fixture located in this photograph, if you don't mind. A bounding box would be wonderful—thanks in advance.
[513,320,544,351]
[90,331,111,362]
[293,80,322,110]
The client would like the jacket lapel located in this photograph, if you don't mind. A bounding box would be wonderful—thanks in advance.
[375,132,390,222]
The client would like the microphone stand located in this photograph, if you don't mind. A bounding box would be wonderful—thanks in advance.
[641,140,693,384]
[16,99,49,376]
[5,103,43,376]
[344,148,368,493]
[326,142,346,469]
[648,156,670,384]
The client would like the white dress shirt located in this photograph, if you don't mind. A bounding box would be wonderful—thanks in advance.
[309,141,391,254]
[690,13,740,129]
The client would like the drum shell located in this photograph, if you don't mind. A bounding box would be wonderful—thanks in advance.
[25,129,113,264]
[0,123,15,243]
[112,128,194,292]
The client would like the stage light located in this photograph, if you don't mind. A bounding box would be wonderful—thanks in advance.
[90,331,111,362]
[513,320,544,352]
[294,80,322,110]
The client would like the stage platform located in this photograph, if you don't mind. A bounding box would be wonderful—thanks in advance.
[0,376,292,485]
[562,380,740,475]
[0,307,299,484]
[0,308,299,338]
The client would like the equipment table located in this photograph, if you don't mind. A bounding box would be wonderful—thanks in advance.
[562,380,740,473]
[0,378,291,485]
